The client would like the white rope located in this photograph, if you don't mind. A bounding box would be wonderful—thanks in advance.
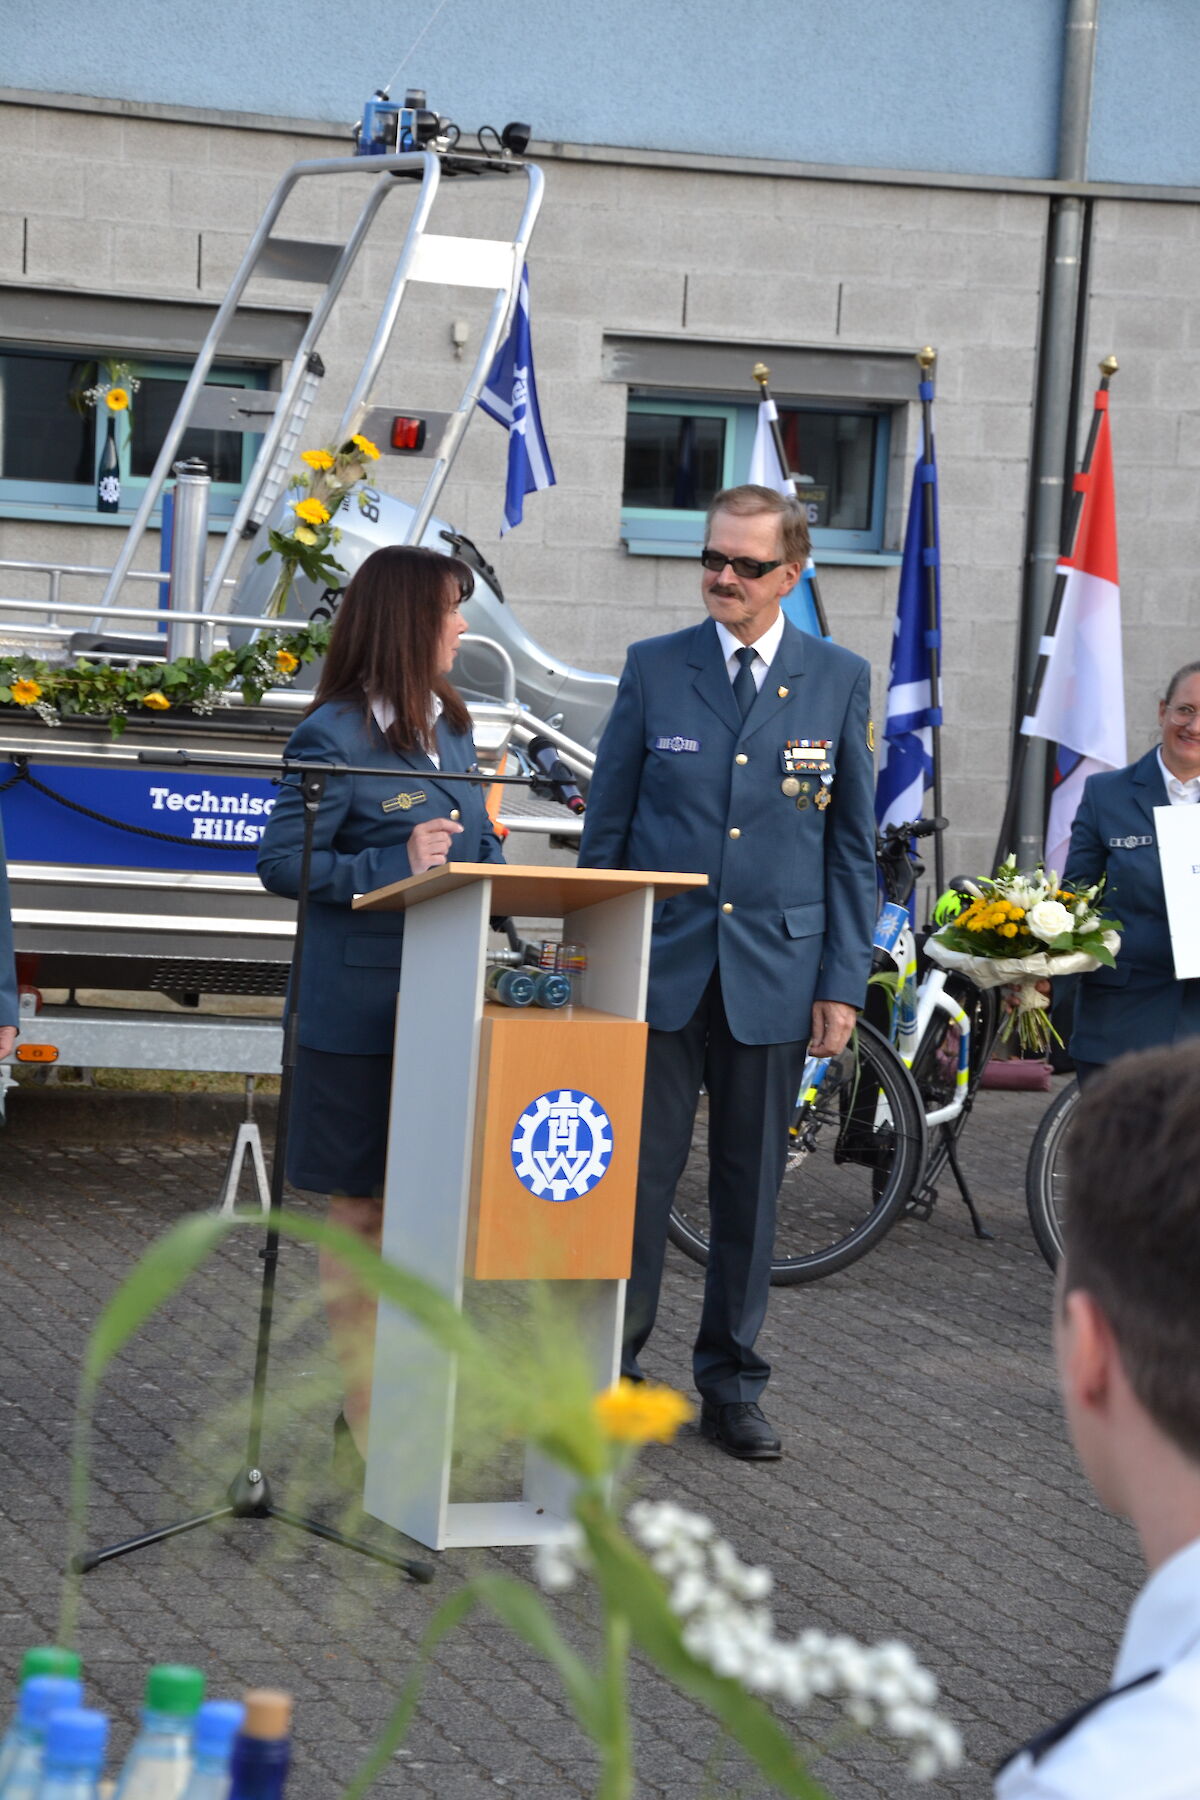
[382,0,455,98]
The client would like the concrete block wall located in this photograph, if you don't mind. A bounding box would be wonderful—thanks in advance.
[2,95,1199,878]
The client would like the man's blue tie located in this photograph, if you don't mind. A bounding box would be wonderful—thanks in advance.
[732,645,757,721]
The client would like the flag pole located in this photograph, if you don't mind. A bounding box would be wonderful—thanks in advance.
[991,352,1119,867]
[752,363,831,638]
[915,347,946,894]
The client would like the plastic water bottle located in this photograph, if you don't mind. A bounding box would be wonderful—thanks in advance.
[176,1704,244,1800]
[36,1709,107,1800]
[112,1668,204,1800]
[0,1678,85,1800]
[227,1693,291,1800]
[0,1657,82,1791]
[485,966,535,1007]
[531,970,571,1009]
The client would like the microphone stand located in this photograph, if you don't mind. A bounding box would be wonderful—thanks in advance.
[74,748,537,1582]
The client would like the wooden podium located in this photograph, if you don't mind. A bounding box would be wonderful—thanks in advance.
[351,863,705,1551]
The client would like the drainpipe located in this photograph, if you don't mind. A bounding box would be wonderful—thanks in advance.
[1006,0,1099,866]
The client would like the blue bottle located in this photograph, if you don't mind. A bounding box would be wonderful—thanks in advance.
[36,1710,107,1800]
[531,971,571,1009]
[227,1693,291,1800]
[112,1667,204,1800]
[485,966,535,1007]
[0,1658,82,1792]
[0,1678,85,1800]
[177,1705,244,1800]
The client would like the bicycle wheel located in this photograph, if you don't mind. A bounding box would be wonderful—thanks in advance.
[910,976,1002,1196]
[1025,1079,1080,1270]
[667,1019,928,1285]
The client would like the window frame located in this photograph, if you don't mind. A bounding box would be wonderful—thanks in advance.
[619,388,895,562]
[0,345,269,526]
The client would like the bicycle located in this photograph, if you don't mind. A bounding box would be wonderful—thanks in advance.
[666,818,1001,1284]
[1025,1077,1079,1270]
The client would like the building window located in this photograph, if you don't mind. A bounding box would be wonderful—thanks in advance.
[0,348,268,521]
[620,392,892,559]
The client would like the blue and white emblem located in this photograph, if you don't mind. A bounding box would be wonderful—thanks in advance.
[510,1089,614,1202]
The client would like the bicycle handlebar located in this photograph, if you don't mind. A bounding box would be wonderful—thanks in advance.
[880,816,948,844]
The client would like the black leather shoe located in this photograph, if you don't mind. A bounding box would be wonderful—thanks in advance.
[699,1400,782,1461]
[333,1410,366,1489]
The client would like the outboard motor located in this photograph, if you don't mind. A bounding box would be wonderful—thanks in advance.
[228,482,616,752]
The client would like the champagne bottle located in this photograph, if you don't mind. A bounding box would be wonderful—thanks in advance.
[227,1694,291,1800]
[96,417,120,513]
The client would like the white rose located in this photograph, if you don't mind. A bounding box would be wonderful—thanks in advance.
[1102,929,1121,954]
[1026,899,1073,942]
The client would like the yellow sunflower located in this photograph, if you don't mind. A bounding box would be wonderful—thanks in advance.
[350,433,381,461]
[592,1379,692,1445]
[301,448,335,471]
[293,497,331,527]
[275,649,300,675]
[10,678,43,705]
[105,387,130,412]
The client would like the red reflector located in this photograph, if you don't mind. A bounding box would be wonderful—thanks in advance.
[390,415,427,452]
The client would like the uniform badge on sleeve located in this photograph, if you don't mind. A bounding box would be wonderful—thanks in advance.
[382,789,427,813]
[1109,833,1153,849]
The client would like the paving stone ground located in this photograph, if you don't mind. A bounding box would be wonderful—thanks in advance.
[0,1079,1139,1799]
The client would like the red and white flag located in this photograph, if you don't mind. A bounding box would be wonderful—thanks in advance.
[1021,390,1126,876]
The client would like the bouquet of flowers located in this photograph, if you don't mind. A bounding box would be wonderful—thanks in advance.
[925,857,1122,1052]
[258,434,381,616]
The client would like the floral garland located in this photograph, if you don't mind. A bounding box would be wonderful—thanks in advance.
[0,620,331,739]
[259,434,381,616]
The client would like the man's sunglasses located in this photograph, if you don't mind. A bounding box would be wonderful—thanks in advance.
[699,549,784,580]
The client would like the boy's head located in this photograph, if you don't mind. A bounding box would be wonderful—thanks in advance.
[1057,1042,1200,1510]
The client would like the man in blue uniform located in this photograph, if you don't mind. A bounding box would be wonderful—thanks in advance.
[0,814,17,1064]
[579,485,876,1459]
[995,1042,1200,1798]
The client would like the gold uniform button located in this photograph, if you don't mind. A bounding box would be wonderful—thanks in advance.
[735,753,749,766]
[728,828,741,839]
[449,809,461,821]
[721,902,734,914]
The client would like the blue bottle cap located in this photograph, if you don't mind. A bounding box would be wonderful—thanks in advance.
[193,1701,245,1761]
[19,1676,84,1732]
[43,1708,108,1771]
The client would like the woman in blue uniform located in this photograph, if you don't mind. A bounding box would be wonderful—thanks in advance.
[1063,660,1200,1082]
[258,544,505,1470]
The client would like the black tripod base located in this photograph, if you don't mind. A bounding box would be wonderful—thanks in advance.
[73,1467,436,1582]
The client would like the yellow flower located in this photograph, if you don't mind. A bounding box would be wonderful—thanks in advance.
[10,678,42,705]
[350,433,380,460]
[1002,922,1019,938]
[301,448,335,470]
[105,387,130,412]
[142,691,171,710]
[275,648,300,674]
[292,525,318,546]
[293,497,330,527]
[592,1379,692,1445]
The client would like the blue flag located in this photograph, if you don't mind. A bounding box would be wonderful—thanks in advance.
[782,557,823,639]
[875,421,941,833]
[478,267,556,535]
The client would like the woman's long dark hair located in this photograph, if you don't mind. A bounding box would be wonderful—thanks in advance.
[308,545,473,751]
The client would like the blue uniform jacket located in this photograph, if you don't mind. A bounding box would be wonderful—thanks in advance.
[578,617,877,1044]
[1064,747,1200,1063]
[0,812,16,1030]
[258,699,505,1055]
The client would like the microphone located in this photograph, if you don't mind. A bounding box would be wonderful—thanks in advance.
[527,736,586,814]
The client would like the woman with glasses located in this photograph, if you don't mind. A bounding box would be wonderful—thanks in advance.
[1062,660,1200,1082]
[258,544,505,1480]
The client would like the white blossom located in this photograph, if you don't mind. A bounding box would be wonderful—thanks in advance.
[624,1500,962,1782]
[532,1522,586,1593]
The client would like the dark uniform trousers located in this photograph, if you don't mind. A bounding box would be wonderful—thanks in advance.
[622,969,807,1405]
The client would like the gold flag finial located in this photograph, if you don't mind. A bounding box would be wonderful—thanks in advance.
[752,362,771,390]
[916,345,937,373]
[1100,353,1119,379]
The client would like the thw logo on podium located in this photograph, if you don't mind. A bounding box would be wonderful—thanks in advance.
[511,1089,614,1202]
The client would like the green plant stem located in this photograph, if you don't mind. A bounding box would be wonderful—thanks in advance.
[597,1606,633,1800]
